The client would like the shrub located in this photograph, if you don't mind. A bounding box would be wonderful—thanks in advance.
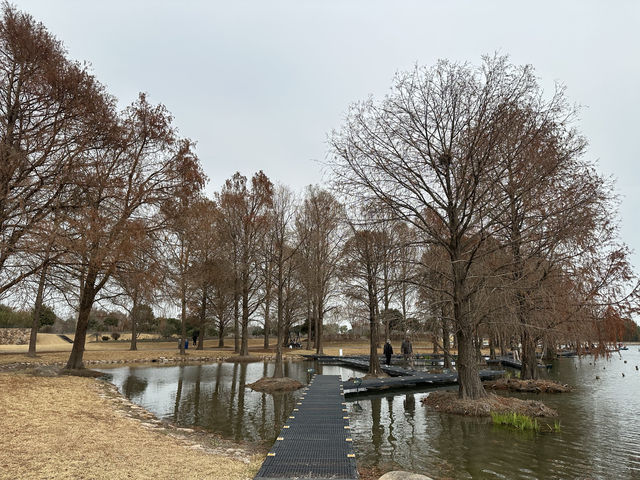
[101,336,110,341]
[111,332,121,341]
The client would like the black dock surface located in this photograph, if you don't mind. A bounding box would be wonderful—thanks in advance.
[254,375,358,480]
[487,356,552,370]
[342,369,504,394]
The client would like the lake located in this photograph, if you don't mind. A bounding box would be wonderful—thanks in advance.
[98,349,640,479]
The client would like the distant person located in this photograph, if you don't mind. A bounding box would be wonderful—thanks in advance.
[383,339,394,366]
[192,330,199,348]
[401,337,413,365]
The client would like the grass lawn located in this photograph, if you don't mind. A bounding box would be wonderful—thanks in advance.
[0,336,443,367]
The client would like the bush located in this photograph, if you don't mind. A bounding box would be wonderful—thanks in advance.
[111,332,121,340]
[0,304,32,328]
[158,317,181,338]
[101,336,110,341]
[252,327,264,336]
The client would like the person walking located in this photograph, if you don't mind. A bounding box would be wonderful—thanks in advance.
[401,336,413,365]
[383,339,394,366]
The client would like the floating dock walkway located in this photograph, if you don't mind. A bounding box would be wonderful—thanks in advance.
[304,354,504,395]
[342,369,503,394]
[486,355,552,370]
[254,374,358,480]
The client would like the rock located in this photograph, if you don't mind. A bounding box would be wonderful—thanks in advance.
[31,366,61,377]
[0,328,30,345]
[379,471,433,480]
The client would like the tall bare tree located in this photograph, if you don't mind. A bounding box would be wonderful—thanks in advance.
[296,186,344,354]
[330,56,585,398]
[217,172,273,356]
[0,5,108,297]
[341,224,388,376]
[64,96,204,369]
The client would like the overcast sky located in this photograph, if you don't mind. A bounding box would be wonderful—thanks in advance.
[14,0,640,267]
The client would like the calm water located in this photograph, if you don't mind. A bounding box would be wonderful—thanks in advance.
[99,350,640,480]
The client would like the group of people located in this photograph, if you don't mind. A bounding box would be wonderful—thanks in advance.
[383,337,413,366]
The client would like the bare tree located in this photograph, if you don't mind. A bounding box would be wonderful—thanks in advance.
[296,186,344,354]
[341,223,387,376]
[268,186,300,378]
[64,96,204,369]
[330,56,578,398]
[113,229,161,351]
[217,172,273,356]
[0,4,108,297]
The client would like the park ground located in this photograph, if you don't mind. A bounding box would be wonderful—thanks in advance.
[0,336,439,480]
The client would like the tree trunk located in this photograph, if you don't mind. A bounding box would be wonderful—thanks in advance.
[543,340,556,361]
[489,336,496,360]
[130,290,138,351]
[66,272,98,370]
[240,281,249,356]
[27,263,48,357]
[273,292,284,378]
[263,294,271,350]
[368,278,381,376]
[233,288,240,353]
[198,287,207,350]
[452,258,486,398]
[316,302,324,355]
[520,330,539,380]
[442,316,452,369]
[456,327,487,399]
[179,283,187,356]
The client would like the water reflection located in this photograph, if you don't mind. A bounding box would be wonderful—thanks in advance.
[100,351,640,479]
[347,350,640,479]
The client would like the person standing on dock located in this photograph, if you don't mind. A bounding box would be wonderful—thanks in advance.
[384,339,394,365]
[401,337,413,366]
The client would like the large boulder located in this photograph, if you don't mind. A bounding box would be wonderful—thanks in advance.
[379,471,433,480]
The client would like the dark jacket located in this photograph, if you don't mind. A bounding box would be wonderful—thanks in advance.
[383,342,393,356]
[401,340,413,354]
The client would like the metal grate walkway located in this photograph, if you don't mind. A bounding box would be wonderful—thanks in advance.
[254,375,358,480]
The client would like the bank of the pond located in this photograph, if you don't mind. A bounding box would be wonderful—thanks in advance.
[0,371,262,480]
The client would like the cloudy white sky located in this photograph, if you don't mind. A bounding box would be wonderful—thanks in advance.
[14,0,640,267]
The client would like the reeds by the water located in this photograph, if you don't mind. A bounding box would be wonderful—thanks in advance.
[491,411,561,432]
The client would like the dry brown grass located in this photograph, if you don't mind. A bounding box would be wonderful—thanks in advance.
[0,337,455,369]
[0,372,261,480]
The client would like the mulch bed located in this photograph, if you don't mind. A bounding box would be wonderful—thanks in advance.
[484,378,571,393]
[421,391,558,417]
[246,377,303,392]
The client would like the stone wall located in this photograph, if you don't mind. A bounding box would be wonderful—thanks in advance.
[0,328,30,345]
